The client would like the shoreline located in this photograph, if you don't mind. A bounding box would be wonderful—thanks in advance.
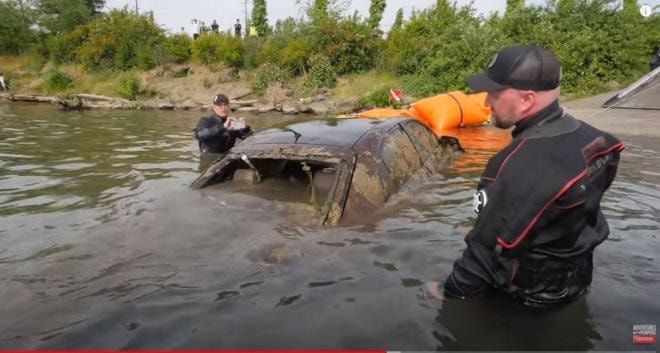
[4,89,658,138]
[0,92,339,115]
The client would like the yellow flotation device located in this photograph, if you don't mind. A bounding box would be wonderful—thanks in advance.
[343,91,492,135]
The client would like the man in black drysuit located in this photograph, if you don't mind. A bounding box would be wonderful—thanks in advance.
[194,93,251,155]
[427,45,624,307]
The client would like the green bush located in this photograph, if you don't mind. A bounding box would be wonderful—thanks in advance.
[71,10,164,71]
[384,2,504,96]
[241,37,263,69]
[191,34,243,67]
[252,63,290,94]
[383,0,659,97]
[44,69,74,93]
[280,38,313,74]
[163,34,192,64]
[136,46,156,70]
[49,27,89,64]
[356,85,401,110]
[306,54,336,89]
[311,16,382,75]
[118,73,154,100]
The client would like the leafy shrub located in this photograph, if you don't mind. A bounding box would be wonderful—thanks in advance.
[384,2,504,96]
[280,38,313,74]
[384,0,660,97]
[136,46,156,70]
[118,73,154,100]
[311,16,382,75]
[241,37,263,69]
[44,69,74,92]
[163,34,192,64]
[356,85,401,110]
[72,10,164,71]
[256,18,312,74]
[49,27,89,64]
[306,54,336,89]
[191,34,243,67]
[252,63,290,94]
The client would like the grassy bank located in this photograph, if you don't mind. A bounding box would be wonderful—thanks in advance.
[1,55,411,109]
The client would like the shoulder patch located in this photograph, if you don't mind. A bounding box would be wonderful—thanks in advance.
[473,190,488,214]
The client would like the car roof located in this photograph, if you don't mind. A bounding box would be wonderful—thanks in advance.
[243,117,409,148]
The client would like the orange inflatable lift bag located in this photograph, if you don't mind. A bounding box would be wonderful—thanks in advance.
[346,91,491,133]
[409,91,491,135]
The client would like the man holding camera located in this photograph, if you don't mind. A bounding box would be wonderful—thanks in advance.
[194,93,251,155]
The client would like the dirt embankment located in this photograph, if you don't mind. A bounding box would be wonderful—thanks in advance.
[0,64,349,115]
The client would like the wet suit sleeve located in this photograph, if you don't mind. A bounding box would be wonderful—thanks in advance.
[444,238,497,298]
[233,125,252,140]
[195,117,227,141]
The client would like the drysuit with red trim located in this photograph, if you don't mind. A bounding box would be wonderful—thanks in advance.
[443,100,624,306]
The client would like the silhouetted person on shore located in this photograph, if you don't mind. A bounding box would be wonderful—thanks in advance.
[234,19,242,37]
[211,20,219,34]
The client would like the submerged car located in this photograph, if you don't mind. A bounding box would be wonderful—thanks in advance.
[191,117,463,226]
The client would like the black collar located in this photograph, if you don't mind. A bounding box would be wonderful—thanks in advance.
[512,100,563,138]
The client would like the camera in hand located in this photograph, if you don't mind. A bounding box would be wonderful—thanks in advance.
[229,120,246,130]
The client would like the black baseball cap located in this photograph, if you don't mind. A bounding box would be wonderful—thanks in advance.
[467,45,561,92]
[213,93,230,105]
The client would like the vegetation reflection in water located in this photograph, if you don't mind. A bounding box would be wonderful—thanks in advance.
[0,104,658,351]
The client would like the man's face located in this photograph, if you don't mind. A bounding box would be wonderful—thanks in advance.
[213,102,230,117]
[485,88,530,129]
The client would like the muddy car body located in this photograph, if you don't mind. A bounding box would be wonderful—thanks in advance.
[192,118,462,225]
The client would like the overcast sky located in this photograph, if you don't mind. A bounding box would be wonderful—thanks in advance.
[103,0,657,36]
[102,0,520,35]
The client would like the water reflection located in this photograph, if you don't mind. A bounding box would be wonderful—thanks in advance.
[0,104,658,350]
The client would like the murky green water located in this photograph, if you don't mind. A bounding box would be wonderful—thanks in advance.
[1,102,658,350]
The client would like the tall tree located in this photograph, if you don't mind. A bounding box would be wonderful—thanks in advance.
[0,1,35,54]
[38,0,92,34]
[367,0,386,30]
[251,0,269,37]
[506,0,524,14]
[391,7,404,31]
[309,0,328,23]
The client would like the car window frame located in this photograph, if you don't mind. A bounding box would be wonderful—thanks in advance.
[379,125,424,189]
[400,119,440,163]
[191,144,357,226]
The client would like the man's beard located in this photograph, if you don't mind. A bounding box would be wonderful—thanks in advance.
[491,114,514,129]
